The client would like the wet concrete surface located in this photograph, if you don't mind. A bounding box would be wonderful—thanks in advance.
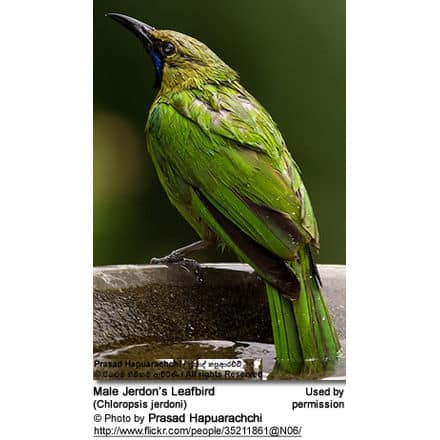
[94,263,345,352]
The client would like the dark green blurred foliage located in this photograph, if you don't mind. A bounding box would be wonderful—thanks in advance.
[94,0,345,266]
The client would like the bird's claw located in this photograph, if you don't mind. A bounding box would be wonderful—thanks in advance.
[150,252,185,265]
[150,254,204,282]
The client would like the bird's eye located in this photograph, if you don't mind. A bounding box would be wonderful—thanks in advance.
[162,42,176,56]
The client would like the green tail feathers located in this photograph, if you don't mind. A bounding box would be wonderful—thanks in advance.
[266,248,341,377]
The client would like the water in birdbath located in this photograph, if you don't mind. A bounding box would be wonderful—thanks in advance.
[93,264,346,381]
[94,339,345,381]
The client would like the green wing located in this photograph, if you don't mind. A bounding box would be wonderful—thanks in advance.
[146,83,319,290]
[147,84,319,251]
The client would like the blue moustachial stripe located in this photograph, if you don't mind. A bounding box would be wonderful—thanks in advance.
[150,51,163,86]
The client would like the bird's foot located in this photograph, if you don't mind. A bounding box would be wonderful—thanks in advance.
[150,253,204,282]
[150,252,186,265]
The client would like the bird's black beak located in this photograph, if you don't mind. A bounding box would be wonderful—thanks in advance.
[106,13,155,50]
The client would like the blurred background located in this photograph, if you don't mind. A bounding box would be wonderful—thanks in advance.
[94,0,345,266]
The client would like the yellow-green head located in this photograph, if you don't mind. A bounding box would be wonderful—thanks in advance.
[107,13,238,93]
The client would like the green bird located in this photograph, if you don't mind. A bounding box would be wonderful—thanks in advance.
[107,13,341,377]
